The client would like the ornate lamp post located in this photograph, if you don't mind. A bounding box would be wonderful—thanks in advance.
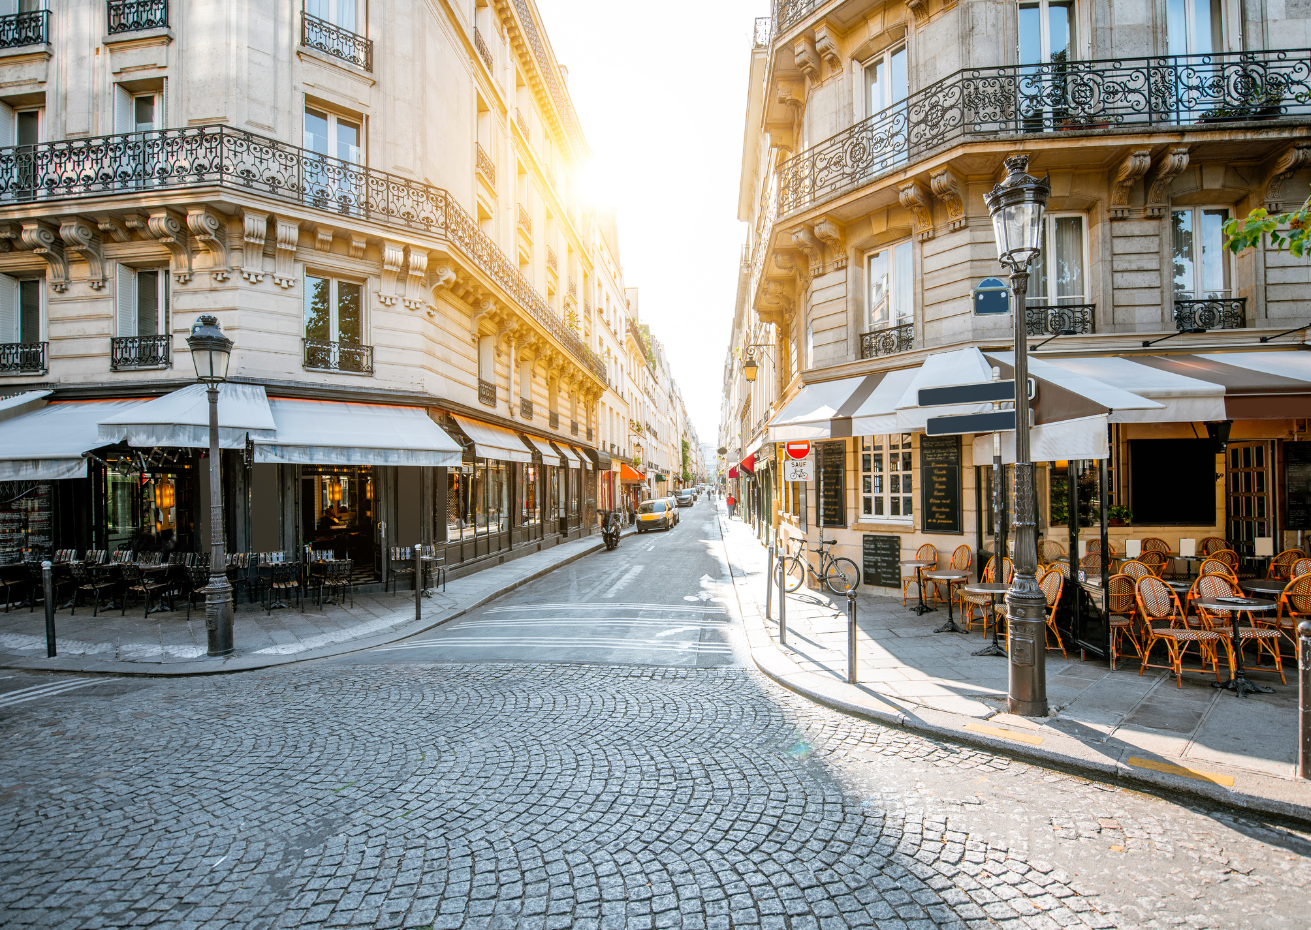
[187,314,235,657]
[984,154,1051,717]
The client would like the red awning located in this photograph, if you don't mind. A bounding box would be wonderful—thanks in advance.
[740,453,755,474]
[619,463,645,482]
[727,466,739,478]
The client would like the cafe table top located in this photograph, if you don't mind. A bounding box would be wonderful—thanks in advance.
[1239,578,1289,596]
[962,582,1009,596]
[1194,596,1278,613]
[900,559,936,567]
[923,569,969,580]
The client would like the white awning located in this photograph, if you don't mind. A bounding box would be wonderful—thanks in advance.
[450,414,532,463]
[0,399,151,480]
[768,376,867,442]
[847,367,920,436]
[554,442,581,467]
[521,434,561,466]
[1037,355,1225,422]
[256,401,463,467]
[0,390,51,423]
[896,347,996,431]
[97,383,276,449]
[972,414,1110,463]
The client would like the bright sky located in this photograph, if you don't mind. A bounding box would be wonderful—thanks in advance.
[535,0,767,446]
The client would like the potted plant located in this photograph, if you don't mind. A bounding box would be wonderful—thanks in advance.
[1108,505,1133,526]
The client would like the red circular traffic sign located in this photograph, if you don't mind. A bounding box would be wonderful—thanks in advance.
[784,440,811,460]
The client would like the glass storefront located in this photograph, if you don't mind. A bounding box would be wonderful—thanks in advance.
[518,464,541,527]
[301,464,377,570]
[447,460,510,540]
[102,459,197,555]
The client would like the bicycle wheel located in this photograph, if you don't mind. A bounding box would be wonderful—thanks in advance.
[825,557,860,595]
[781,556,806,593]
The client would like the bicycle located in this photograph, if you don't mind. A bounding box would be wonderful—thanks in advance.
[781,537,860,595]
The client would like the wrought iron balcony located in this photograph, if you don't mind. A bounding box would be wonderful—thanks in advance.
[107,0,168,34]
[0,9,48,48]
[587,427,594,443]
[111,335,170,371]
[777,48,1311,218]
[478,378,496,406]
[520,398,534,419]
[474,27,493,73]
[549,411,560,430]
[571,420,579,436]
[475,143,495,187]
[300,10,373,72]
[515,108,530,138]
[302,338,373,374]
[0,341,46,374]
[1025,303,1096,336]
[753,16,772,48]
[1174,296,1246,331]
[860,322,915,359]
[0,124,607,383]
[546,247,557,271]
[773,0,820,33]
[518,203,532,236]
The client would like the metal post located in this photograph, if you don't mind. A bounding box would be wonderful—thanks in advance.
[414,544,422,622]
[846,589,857,684]
[380,521,387,593]
[41,560,55,658]
[778,554,787,647]
[765,543,774,621]
[204,385,235,657]
[1300,621,1311,779]
[1005,268,1049,716]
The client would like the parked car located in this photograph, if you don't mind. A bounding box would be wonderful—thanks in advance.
[636,499,673,532]
[664,496,680,524]
[676,490,693,508]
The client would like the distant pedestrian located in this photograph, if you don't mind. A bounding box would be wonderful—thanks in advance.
[727,494,736,518]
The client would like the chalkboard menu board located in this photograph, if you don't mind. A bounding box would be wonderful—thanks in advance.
[920,435,962,534]
[863,534,901,587]
[1288,442,1311,529]
[817,441,846,528]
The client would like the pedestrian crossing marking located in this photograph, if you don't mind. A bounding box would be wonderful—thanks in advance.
[0,678,118,709]
[1126,756,1235,787]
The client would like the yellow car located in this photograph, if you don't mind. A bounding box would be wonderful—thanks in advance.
[636,499,673,532]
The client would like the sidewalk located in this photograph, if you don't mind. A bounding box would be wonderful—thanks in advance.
[716,508,1311,825]
[0,528,630,676]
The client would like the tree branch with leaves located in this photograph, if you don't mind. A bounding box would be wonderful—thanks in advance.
[1223,195,1311,258]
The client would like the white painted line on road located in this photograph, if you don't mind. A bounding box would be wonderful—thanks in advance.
[447,619,728,629]
[376,640,732,654]
[602,565,644,599]
[487,603,725,613]
[0,678,119,708]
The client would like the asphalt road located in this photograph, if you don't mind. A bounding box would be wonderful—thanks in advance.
[2,496,1310,930]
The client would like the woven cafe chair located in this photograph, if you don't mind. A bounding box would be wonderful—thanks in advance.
[1039,568,1066,657]
[120,563,171,619]
[1141,537,1171,553]
[389,546,417,595]
[326,559,355,608]
[901,543,938,606]
[69,561,116,617]
[1293,558,1311,579]
[932,544,971,609]
[985,558,1016,635]
[1107,574,1142,671]
[1136,575,1227,688]
[1210,549,1239,570]
[1200,536,1229,557]
[1138,550,1170,577]
[264,561,301,613]
[959,558,998,634]
[1046,560,1070,579]
[1194,574,1285,685]
[1038,539,1068,566]
[1199,558,1237,580]
[1079,552,1106,577]
[183,564,211,621]
[1086,539,1117,559]
[1269,549,1306,580]
[1120,560,1154,582]
[1274,573,1311,645]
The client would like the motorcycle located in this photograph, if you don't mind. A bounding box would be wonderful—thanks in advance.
[602,510,622,550]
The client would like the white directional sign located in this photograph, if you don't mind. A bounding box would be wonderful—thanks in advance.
[784,457,814,482]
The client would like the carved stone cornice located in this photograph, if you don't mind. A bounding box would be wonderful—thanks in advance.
[1109,149,1152,219]
[349,234,367,259]
[146,209,193,284]
[95,214,132,243]
[1264,143,1311,213]
[791,226,823,274]
[403,246,429,311]
[928,168,966,230]
[240,209,268,283]
[380,240,405,306]
[1146,147,1189,217]
[186,207,230,282]
[21,221,68,292]
[272,216,298,288]
[59,218,107,290]
[313,225,334,252]
[906,0,930,26]
[898,180,935,240]
[793,35,820,82]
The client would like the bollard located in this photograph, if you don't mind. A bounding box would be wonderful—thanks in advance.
[414,545,423,622]
[765,543,774,622]
[847,589,857,684]
[1300,621,1311,779]
[42,560,55,658]
[778,555,787,647]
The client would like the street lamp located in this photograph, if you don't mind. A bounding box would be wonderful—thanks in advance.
[984,154,1051,717]
[187,314,235,657]
[742,344,774,383]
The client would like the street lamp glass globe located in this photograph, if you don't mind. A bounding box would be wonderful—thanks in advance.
[984,155,1051,271]
[743,358,758,382]
[187,314,233,384]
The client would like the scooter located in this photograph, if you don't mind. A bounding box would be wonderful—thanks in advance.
[602,510,622,550]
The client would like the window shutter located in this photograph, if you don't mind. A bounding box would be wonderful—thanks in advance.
[0,103,14,148]
[114,86,133,135]
[116,264,136,337]
[0,273,17,344]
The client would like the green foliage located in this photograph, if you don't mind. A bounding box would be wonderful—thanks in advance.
[1223,195,1311,259]
[1108,505,1133,523]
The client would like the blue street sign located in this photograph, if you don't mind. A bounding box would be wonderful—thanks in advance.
[973,277,1009,315]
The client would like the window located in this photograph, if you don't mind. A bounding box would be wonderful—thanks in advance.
[865,46,907,117]
[1172,207,1230,298]
[1130,439,1216,524]
[0,275,40,345]
[304,106,362,164]
[305,0,357,31]
[860,434,913,521]
[805,323,814,369]
[1029,214,1087,305]
[0,103,40,147]
[1168,0,1222,56]
[305,274,368,372]
[116,265,167,338]
[1018,0,1073,64]
[867,240,913,330]
[114,87,159,135]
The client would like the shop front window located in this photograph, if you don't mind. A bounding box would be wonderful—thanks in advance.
[447,460,510,540]
[301,465,376,571]
[519,464,541,526]
[861,434,913,520]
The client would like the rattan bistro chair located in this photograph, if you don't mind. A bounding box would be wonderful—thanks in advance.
[1119,560,1154,582]
[1193,573,1285,685]
[1199,536,1229,557]
[1038,568,1066,657]
[1038,539,1067,566]
[1106,574,1142,671]
[902,543,938,606]
[1136,575,1228,688]
[1270,549,1307,580]
[388,546,417,595]
[1141,537,1171,553]
[932,545,971,609]
[1137,550,1170,578]
[120,563,172,618]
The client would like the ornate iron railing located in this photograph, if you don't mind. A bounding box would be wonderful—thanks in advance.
[0,9,49,48]
[475,143,495,187]
[107,0,168,34]
[474,27,493,73]
[518,203,532,236]
[1174,297,1246,331]
[303,338,373,374]
[587,427,593,443]
[546,247,557,271]
[0,124,606,382]
[111,335,170,370]
[774,0,822,33]
[515,108,530,138]
[478,378,496,406]
[753,17,772,48]
[549,411,560,430]
[0,341,46,373]
[520,398,533,419]
[777,49,1311,218]
[571,420,579,436]
[860,322,915,359]
[300,10,373,72]
[1025,303,1096,336]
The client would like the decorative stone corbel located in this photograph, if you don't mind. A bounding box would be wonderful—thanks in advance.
[95,215,132,243]
[146,209,193,284]
[58,218,107,290]
[379,240,405,306]
[0,223,19,252]
[1109,150,1152,219]
[776,84,804,116]
[793,35,820,82]
[402,246,429,311]
[791,226,824,274]
[469,298,495,339]
[123,213,149,239]
[239,209,268,283]
[756,281,795,328]
[906,0,930,26]
[349,234,367,260]
[1264,143,1311,213]
[1145,147,1189,218]
[186,207,231,282]
[429,262,457,297]
[272,217,299,288]
[814,218,846,269]
[313,225,334,252]
[814,24,841,70]
[928,168,967,230]
[898,180,935,240]
[21,221,69,292]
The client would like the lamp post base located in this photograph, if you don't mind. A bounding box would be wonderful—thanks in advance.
[204,572,235,657]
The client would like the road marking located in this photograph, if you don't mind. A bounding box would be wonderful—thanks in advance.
[963,722,1046,746]
[1126,756,1235,787]
[487,603,724,614]
[448,619,727,629]
[376,638,732,653]
[0,678,118,708]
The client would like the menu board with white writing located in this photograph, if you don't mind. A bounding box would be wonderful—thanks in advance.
[1287,442,1311,529]
[920,435,962,534]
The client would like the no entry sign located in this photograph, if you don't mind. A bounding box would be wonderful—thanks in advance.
[784,440,811,460]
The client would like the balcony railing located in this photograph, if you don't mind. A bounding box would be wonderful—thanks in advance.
[1174,297,1246,331]
[571,420,579,436]
[546,247,557,271]
[520,398,533,419]
[303,338,373,374]
[107,0,168,34]
[0,9,49,48]
[0,341,46,374]
[111,335,170,371]
[518,203,532,236]
[0,124,607,383]
[1025,303,1096,336]
[753,16,772,48]
[774,0,821,33]
[475,143,495,187]
[549,411,560,430]
[300,10,373,72]
[473,27,493,73]
[860,322,915,359]
[478,378,496,406]
[515,108,530,138]
[777,49,1311,218]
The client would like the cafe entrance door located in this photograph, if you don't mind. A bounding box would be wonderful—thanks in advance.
[1227,441,1273,558]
